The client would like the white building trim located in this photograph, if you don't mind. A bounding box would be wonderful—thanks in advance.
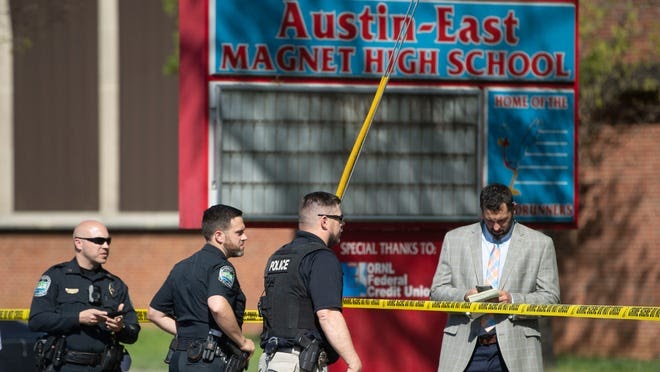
[0,0,13,216]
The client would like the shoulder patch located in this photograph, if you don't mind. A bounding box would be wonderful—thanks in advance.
[34,275,51,297]
[218,266,235,288]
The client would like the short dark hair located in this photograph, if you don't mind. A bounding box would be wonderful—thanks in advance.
[479,184,514,212]
[300,191,341,213]
[201,204,243,240]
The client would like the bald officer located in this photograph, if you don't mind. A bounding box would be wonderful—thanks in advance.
[29,220,140,371]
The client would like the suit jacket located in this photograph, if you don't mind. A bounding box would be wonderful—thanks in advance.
[430,222,560,372]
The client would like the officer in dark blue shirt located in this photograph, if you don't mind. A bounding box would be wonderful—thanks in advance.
[258,191,362,372]
[148,204,255,371]
[29,220,140,372]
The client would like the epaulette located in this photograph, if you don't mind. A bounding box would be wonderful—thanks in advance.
[50,262,68,271]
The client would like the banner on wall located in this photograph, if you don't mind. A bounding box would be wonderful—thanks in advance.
[485,87,576,223]
[210,0,576,81]
[340,238,439,298]
[332,230,448,372]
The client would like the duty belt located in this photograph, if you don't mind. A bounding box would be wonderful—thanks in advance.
[172,337,199,351]
[64,350,102,366]
[171,335,229,357]
[275,346,302,354]
[172,329,223,351]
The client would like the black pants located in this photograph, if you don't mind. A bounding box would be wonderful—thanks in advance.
[43,363,109,372]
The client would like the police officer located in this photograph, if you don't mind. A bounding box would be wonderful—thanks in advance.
[148,204,255,371]
[29,220,140,372]
[258,191,362,372]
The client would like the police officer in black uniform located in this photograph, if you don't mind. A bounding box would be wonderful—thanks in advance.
[148,204,255,371]
[258,191,362,372]
[29,220,140,372]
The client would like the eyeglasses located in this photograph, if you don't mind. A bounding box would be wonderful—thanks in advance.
[76,236,112,245]
[317,214,344,223]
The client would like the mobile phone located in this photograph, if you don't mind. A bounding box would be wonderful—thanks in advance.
[106,309,128,318]
[476,285,493,292]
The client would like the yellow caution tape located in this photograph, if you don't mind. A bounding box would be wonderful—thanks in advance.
[0,309,30,321]
[340,298,660,322]
[3,299,658,323]
[244,310,263,323]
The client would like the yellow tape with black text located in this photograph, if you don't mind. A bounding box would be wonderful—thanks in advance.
[3,299,659,323]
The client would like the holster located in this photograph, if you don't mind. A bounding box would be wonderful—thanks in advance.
[224,341,249,372]
[100,343,124,372]
[296,334,321,372]
[164,338,176,364]
[34,335,66,371]
[201,335,218,362]
[225,352,249,372]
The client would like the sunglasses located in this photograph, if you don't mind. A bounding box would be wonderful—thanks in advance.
[76,236,112,245]
[317,214,344,222]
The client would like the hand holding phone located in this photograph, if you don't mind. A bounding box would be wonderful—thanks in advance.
[106,309,128,318]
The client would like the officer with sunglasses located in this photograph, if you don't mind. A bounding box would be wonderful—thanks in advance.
[29,220,140,371]
[258,191,362,372]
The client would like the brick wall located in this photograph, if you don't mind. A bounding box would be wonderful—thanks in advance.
[549,123,660,359]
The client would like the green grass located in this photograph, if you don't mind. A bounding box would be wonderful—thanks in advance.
[126,325,659,372]
[549,355,660,372]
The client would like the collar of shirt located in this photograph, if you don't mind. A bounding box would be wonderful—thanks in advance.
[65,258,109,280]
[480,221,515,244]
[293,230,327,247]
[201,243,227,259]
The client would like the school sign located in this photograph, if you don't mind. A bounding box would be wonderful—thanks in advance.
[179,1,578,371]
[211,1,575,82]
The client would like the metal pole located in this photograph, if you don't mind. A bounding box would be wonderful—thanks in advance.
[335,0,419,199]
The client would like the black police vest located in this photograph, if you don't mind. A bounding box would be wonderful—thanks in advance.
[260,242,328,342]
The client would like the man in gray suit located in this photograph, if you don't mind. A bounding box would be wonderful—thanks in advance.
[430,184,560,371]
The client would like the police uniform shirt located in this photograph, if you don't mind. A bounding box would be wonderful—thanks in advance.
[295,231,343,312]
[28,258,140,353]
[149,244,246,339]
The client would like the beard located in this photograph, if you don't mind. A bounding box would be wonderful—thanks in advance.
[327,232,341,249]
[488,223,512,240]
[224,241,244,258]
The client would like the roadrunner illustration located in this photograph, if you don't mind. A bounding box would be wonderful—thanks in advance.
[497,119,542,195]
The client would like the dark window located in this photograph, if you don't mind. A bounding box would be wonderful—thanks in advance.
[119,0,178,211]
[12,0,99,211]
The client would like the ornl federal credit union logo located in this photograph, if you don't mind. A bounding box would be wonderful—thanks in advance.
[342,262,429,298]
